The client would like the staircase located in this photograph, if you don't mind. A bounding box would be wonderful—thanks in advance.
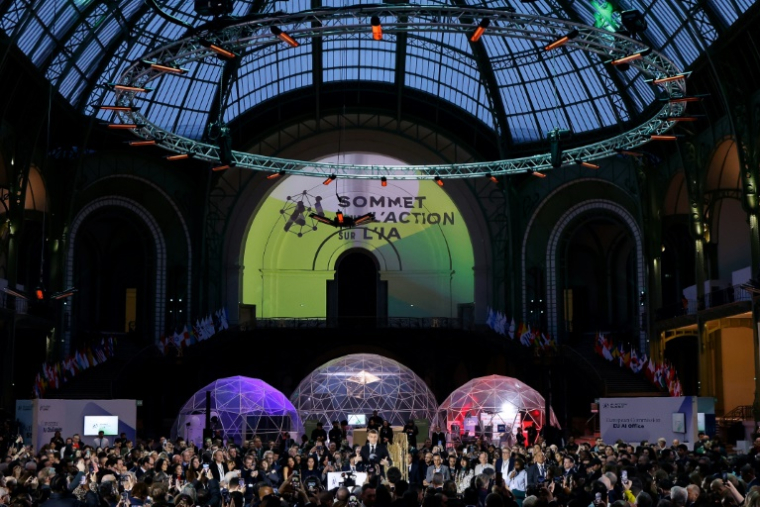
[564,340,666,397]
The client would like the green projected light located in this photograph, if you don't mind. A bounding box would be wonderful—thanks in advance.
[592,1,622,32]
[243,154,475,318]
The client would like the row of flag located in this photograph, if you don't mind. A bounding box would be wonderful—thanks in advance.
[485,308,558,352]
[594,332,683,397]
[157,308,229,355]
[33,337,117,398]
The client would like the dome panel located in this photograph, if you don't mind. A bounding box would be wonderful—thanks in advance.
[439,374,559,442]
[291,353,438,427]
[172,376,303,444]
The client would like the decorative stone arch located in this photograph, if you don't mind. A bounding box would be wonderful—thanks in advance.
[89,174,193,317]
[222,129,494,325]
[64,196,167,353]
[545,200,645,349]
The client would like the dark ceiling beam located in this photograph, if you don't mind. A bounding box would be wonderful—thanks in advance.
[450,0,511,156]
[311,0,323,125]
[74,3,150,112]
[202,0,267,137]
[38,0,109,71]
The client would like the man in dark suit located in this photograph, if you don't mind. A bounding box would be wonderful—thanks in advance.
[210,449,229,481]
[360,430,392,476]
[405,453,422,487]
[526,452,548,487]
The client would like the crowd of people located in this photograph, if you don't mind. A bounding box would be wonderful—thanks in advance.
[1,416,759,507]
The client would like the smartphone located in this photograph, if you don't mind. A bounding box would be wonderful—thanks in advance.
[80,476,87,486]
[595,493,602,503]
[621,470,628,483]
[122,492,129,500]
[203,463,210,470]
[238,479,245,488]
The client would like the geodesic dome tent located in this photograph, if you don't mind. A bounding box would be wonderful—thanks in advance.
[439,375,559,439]
[172,376,302,445]
[291,354,438,427]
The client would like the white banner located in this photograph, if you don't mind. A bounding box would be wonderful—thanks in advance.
[32,399,137,450]
[326,472,367,489]
[15,400,34,445]
[600,396,697,445]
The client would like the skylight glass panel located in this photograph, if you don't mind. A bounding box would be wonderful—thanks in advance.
[708,0,739,24]
[0,0,30,35]
[502,85,532,115]
[507,115,540,143]
[324,37,394,84]
[536,109,571,137]
[16,17,47,56]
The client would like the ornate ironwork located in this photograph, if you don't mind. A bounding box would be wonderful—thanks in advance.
[102,6,687,180]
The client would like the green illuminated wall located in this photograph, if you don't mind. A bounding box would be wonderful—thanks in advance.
[242,154,475,318]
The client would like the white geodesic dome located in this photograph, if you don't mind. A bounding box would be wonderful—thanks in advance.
[291,354,438,427]
[439,375,559,438]
[172,376,303,445]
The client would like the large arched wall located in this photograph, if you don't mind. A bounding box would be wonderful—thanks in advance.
[222,129,493,323]
[522,179,643,345]
[242,160,475,318]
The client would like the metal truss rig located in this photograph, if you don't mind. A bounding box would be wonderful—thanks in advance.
[104,5,688,180]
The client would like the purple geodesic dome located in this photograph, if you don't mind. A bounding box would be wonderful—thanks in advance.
[439,375,559,437]
[172,376,302,444]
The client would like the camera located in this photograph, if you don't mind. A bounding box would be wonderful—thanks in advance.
[340,472,356,488]
[291,472,301,488]
[348,495,360,507]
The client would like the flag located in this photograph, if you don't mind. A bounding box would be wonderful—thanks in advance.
[486,307,496,331]
[594,333,603,356]
[602,341,614,361]
[204,316,216,338]
[645,358,656,382]
[508,318,516,340]
[220,308,229,330]
[496,313,508,336]
[520,325,533,346]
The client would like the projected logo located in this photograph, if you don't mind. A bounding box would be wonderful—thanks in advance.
[276,182,456,242]
[279,190,324,237]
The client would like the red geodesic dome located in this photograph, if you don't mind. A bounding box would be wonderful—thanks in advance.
[438,375,559,439]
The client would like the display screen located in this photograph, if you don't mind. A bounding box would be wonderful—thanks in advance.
[243,153,475,318]
[84,416,119,436]
[347,414,366,426]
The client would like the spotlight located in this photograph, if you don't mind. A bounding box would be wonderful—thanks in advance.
[578,160,600,170]
[199,39,237,59]
[371,16,382,41]
[96,105,139,112]
[166,153,191,161]
[271,26,299,47]
[128,140,157,146]
[143,60,188,74]
[35,287,45,300]
[663,95,707,104]
[470,19,489,42]
[323,174,336,185]
[381,176,387,187]
[527,169,547,178]
[107,83,152,93]
[610,47,651,66]
[615,149,644,158]
[336,211,345,224]
[650,135,678,141]
[106,123,144,129]
[652,73,689,85]
[267,171,287,180]
[621,10,647,35]
[665,117,699,122]
[544,29,579,51]
[212,164,230,172]
[434,176,444,187]
[486,173,499,184]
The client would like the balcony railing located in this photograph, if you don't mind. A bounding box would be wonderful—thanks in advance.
[655,283,752,321]
[252,316,462,329]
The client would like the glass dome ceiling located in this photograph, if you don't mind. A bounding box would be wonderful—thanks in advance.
[1,0,753,148]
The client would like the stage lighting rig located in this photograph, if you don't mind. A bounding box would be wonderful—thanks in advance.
[309,212,376,228]
[547,128,571,168]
